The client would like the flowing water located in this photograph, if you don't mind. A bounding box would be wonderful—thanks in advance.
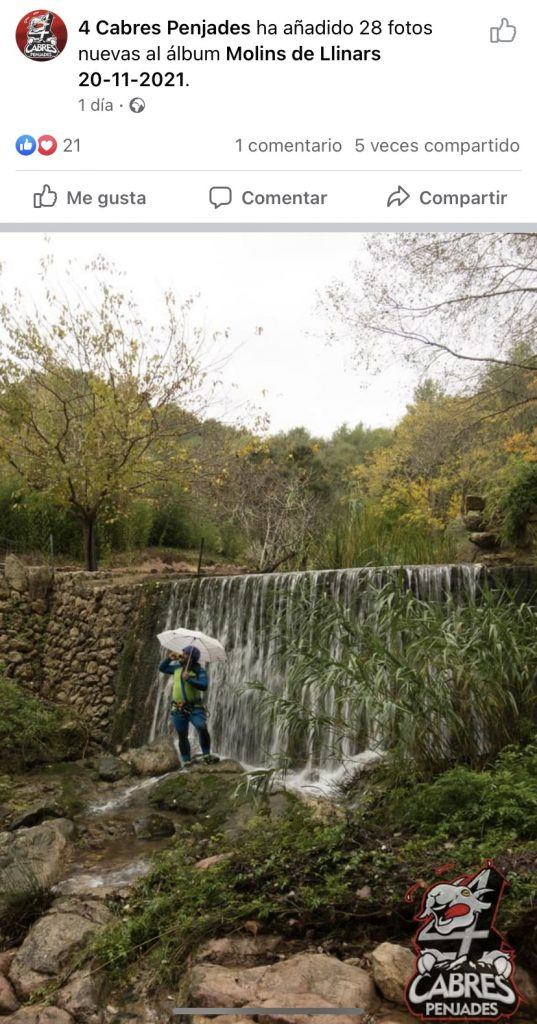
[144,564,494,777]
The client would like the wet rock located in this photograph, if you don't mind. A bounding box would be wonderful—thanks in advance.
[56,970,104,1024]
[195,934,282,966]
[0,973,19,1013]
[132,814,175,840]
[97,756,131,783]
[122,738,179,777]
[0,819,75,926]
[7,802,68,832]
[190,953,378,1014]
[9,899,112,998]
[369,942,414,1005]
[149,761,243,817]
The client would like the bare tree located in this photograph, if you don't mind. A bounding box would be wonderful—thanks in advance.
[213,439,320,572]
[321,233,537,416]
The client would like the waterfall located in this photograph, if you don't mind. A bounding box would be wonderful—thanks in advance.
[145,564,489,773]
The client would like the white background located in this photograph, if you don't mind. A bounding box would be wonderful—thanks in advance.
[2,0,535,224]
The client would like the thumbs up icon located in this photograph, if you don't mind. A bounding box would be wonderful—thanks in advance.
[16,135,37,156]
[490,18,516,42]
[33,184,58,209]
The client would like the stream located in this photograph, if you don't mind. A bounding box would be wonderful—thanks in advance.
[18,765,185,898]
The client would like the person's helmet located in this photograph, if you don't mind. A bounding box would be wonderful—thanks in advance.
[182,644,200,663]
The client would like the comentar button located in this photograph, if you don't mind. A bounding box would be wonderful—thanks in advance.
[242,191,328,205]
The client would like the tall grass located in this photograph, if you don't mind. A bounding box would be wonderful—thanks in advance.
[313,504,457,569]
[248,579,537,776]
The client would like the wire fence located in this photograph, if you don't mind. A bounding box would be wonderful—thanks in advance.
[0,533,55,568]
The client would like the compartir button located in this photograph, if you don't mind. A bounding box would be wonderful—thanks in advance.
[420,190,508,207]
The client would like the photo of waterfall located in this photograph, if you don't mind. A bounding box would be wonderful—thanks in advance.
[143,564,534,784]
[0,231,536,1024]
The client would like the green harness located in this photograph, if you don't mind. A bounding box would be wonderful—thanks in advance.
[171,667,204,709]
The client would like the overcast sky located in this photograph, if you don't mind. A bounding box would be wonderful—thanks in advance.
[0,233,418,437]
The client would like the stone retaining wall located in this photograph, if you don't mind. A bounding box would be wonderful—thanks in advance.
[0,557,171,748]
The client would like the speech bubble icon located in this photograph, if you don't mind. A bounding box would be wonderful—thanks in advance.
[210,186,232,209]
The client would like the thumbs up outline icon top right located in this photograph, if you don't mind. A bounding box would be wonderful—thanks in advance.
[490,17,517,42]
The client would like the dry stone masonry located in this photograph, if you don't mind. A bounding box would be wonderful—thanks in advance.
[0,557,171,747]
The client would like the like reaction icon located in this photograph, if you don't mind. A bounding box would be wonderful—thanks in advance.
[33,184,57,209]
[490,18,516,42]
[16,135,37,156]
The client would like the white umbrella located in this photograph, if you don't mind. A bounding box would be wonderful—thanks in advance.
[157,628,226,664]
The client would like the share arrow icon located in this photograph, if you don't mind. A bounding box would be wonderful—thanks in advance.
[387,185,411,208]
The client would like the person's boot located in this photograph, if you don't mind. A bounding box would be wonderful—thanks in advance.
[202,754,220,764]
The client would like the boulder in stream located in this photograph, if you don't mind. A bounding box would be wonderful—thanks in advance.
[121,737,179,777]
[96,755,132,783]
[148,760,244,820]
[132,814,175,839]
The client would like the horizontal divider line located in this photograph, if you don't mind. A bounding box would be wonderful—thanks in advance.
[15,168,523,173]
[1,223,535,233]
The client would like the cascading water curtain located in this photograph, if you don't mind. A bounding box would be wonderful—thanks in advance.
[145,564,489,772]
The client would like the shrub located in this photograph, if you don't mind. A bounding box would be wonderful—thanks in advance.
[90,745,537,985]
[0,678,87,768]
[499,460,537,541]
[247,578,537,775]
[384,743,537,841]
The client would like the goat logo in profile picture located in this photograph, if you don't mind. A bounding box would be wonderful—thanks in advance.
[16,10,68,61]
[406,862,521,1020]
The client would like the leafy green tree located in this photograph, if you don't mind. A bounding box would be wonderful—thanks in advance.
[0,261,213,570]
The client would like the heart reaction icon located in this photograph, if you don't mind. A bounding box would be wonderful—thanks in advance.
[38,135,58,156]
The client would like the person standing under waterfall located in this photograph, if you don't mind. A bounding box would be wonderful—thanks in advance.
[159,645,213,767]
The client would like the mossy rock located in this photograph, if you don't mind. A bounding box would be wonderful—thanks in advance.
[0,679,89,771]
[0,763,92,830]
[149,762,244,817]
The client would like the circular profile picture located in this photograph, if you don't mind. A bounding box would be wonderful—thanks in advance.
[16,10,67,61]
